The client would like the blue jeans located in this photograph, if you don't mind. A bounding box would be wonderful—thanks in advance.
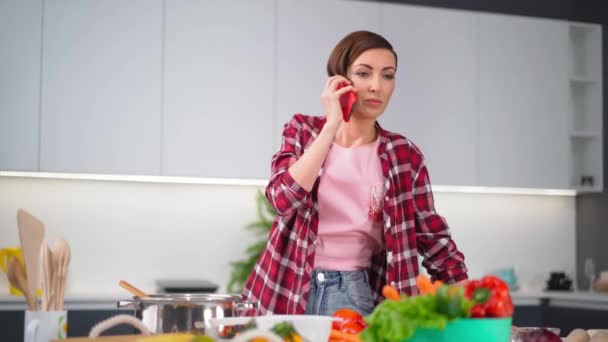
[305,269,375,316]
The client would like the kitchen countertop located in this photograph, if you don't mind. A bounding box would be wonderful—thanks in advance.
[512,290,608,310]
[1,291,607,311]
[0,293,130,310]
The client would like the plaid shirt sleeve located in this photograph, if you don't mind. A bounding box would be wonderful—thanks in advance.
[265,115,313,216]
[412,159,468,284]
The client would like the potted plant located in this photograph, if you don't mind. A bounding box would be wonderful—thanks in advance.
[227,190,275,293]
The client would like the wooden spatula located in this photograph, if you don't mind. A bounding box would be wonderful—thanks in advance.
[119,280,149,298]
[6,257,37,310]
[17,209,45,310]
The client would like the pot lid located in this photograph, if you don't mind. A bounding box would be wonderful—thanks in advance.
[135,293,244,303]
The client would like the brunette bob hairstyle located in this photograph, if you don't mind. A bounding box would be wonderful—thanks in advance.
[326,30,398,77]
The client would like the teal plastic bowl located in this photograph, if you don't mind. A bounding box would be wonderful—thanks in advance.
[405,318,512,342]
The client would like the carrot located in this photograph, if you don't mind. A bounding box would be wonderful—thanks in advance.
[382,284,401,301]
[433,280,444,291]
[288,334,303,342]
[329,329,363,342]
[416,274,436,295]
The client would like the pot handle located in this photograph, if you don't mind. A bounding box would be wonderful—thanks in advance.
[234,300,258,311]
[117,300,136,309]
[89,314,151,337]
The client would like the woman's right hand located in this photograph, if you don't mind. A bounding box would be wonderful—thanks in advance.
[283,77,354,193]
[320,75,355,127]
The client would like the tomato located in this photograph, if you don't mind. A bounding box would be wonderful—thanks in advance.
[332,308,367,334]
[471,305,486,318]
[465,279,482,298]
[465,276,514,318]
[481,276,509,298]
[486,295,514,317]
[340,320,367,334]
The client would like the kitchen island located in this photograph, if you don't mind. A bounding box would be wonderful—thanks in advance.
[0,291,607,340]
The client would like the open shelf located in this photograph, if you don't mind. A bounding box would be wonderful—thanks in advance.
[570,131,599,139]
[568,22,603,191]
[572,186,604,194]
[569,22,600,33]
[570,76,598,85]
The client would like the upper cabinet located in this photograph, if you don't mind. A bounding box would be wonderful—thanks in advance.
[0,0,42,171]
[0,1,602,191]
[379,5,478,186]
[39,0,163,175]
[163,0,275,179]
[477,15,571,189]
[276,0,380,149]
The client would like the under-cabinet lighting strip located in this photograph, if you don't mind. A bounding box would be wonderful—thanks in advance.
[0,171,578,196]
[0,171,268,187]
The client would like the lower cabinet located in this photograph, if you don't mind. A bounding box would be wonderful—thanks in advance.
[513,304,544,327]
[0,310,135,341]
[514,302,608,336]
[544,306,608,335]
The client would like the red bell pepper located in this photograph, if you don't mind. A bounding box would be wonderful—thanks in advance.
[332,308,367,334]
[465,275,514,318]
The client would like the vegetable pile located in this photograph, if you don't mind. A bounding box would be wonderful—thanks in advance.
[358,275,514,342]
[241,320,304,342]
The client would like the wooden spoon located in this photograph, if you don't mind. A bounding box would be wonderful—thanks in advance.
[56,238,71,310]
[6,257,37,310]
[40,240,52,311]
[119,280,149,298]
[51,237,70,310]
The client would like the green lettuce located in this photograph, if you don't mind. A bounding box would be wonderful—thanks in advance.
[360,295,448,342]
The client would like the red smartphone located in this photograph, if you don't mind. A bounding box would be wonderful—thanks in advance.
[338,81,357,122]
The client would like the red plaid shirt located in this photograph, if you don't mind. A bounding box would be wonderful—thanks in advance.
[242,114,468,314]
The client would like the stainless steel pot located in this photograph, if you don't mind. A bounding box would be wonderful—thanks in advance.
[117,293,257,336]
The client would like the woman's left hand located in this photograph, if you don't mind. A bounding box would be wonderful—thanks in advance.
[454,279,469,286]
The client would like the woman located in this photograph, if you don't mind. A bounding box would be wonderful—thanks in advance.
[242,31,468,316]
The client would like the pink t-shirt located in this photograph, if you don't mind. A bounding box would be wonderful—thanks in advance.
[313,135,385,271]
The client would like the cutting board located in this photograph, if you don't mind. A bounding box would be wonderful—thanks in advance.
[52,335,142,342]
[52,334,205,342]
[17,209,45,310]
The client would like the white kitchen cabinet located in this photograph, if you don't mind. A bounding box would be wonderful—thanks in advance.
[0,0,42,171]
[567,23,603,192]
[276,0,381,149]
[478,14,570,189]
[40,0,162,175]
[163,0,274,179]
[379,5,478,186]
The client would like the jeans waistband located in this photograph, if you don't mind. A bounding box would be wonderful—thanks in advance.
[311,269,368,289]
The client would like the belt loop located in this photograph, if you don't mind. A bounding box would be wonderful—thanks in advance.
[339,271,345,291]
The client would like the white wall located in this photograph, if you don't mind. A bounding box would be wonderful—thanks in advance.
[0,176,575,295]
[436,191,576,289]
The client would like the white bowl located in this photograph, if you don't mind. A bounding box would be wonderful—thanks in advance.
[207,317,252,339]
[209,316,252,327]
[255,315,335,341]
